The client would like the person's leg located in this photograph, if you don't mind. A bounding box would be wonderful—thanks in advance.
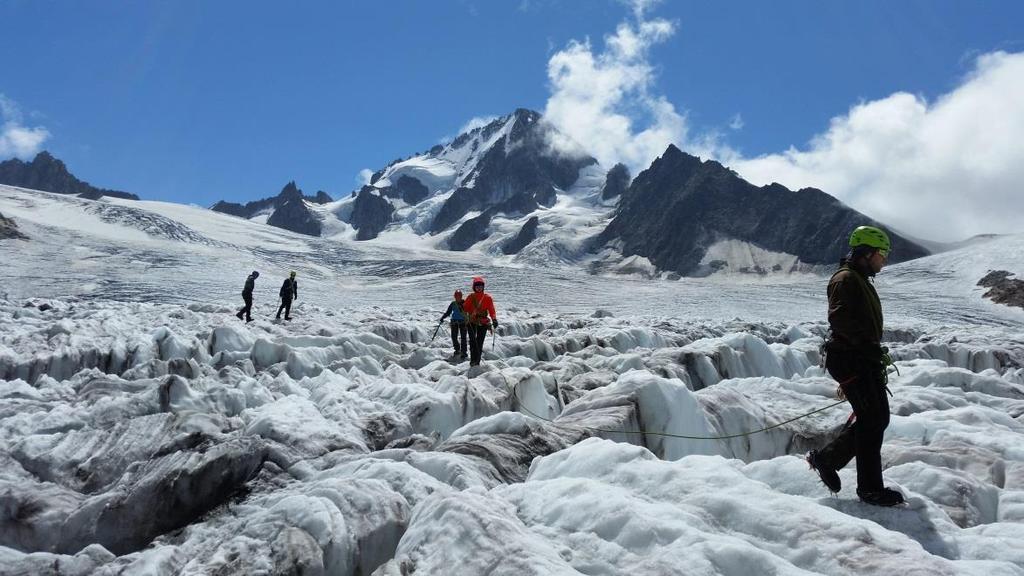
[847,367,889,494]
[458,323,468,356]
[450,322,460,355]
[243,296,253,321]
[284,299,292,319]
[276,301,284,319]
[815,353,859,472]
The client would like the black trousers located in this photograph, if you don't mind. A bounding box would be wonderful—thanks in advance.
[276,298,292,319]
[468,323,489,364]
[450,321,468,355]
[816,350,890,493]
[237,295,253,321]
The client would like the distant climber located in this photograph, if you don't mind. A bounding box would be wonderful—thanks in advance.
[462,276,497,366]
[440,290,468,359]
[276,271,298,321]
[236,271,258,322]
[808,226,905,507]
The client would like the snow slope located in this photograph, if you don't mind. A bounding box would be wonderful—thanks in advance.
[1,184,1023,575]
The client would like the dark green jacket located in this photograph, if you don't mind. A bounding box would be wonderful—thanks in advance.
[827,263,883,353]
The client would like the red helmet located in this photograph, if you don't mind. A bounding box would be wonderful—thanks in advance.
[472,276,485,287]
[454,290,463,299]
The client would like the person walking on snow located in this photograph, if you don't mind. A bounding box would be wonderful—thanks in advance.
[462,276,497,367]
[440,290,468,359]
[276,271,298,320]
[807,226,905,507]
[236,271,258,322]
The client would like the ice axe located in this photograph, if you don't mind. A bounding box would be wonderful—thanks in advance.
[430,320,444,342]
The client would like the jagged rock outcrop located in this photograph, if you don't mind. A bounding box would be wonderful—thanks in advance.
[449,212,493,251]
[0,212,28,240]
[0,151,139,200]
[597,145,929,275]
[502,216,539,255]
[978,270,1024,310]
[212,181,328,236]
[267,197,322,236]
[378,175,429,205]
[351,187,395,241]
[601,163,630,200]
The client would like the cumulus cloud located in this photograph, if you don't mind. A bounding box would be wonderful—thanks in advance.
[0,94,50,159]
[542,0,688,174]
[729,113,744,131]
[458,115,498,135]
[356,168,374,186]
[727,51,1024,241]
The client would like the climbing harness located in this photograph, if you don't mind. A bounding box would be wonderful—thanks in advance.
[507,380,849,441]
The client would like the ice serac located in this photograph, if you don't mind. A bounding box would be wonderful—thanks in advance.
[598,144,930,276]
[0,151,139,200]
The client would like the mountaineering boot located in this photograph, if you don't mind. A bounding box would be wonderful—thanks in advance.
[236,311,244,320]
[807,450,841,494]
[857,487,905,507]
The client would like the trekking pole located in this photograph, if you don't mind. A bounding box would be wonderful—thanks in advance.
[491,323,496,350]
[430,320,444,342]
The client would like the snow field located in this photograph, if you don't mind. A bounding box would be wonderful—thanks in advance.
[0,295,1022,574]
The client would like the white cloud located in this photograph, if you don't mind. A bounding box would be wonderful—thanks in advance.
[726,51,1024,241]
[542,1,688,174]
[357,168,374,186]
[0,94,50,159]
[729,113,744,131]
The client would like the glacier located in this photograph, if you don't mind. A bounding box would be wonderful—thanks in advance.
[1,185,1023,575]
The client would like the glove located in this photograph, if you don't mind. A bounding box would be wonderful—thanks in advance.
[491,319,499,329]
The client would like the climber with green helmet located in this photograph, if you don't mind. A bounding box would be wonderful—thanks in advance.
[276,271,298,321]
[807,225,906,507]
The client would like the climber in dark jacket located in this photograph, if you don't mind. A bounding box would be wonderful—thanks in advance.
[236,271,258,322]
[440,290,468,358]
[807,226,905,507]
[276,271,298,321]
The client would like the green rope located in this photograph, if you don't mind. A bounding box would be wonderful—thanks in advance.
[509,382,848,440]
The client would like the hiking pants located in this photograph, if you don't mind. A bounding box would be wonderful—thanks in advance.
[276,298,292,319]
[468,323,489,364]
[238,295,253,321]
[450,321,468,355]
[816,350,890,493]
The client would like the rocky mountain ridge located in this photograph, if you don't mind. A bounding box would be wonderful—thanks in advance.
[0,151,139,201]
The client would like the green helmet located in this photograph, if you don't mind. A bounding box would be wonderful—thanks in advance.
[290,271,297,277]
[849,226,891,256]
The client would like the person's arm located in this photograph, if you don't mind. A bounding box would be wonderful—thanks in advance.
[293,281,298,300]
[487,298,497,328]
[440,302,453,321]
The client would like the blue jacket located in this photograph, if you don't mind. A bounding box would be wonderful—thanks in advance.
[441,300,466,322]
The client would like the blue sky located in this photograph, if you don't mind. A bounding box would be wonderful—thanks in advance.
[1,1,1022,238]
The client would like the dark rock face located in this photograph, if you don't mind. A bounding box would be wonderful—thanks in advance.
[598,145,930,276]
[0,151,139,200]
[978,270,1024,310]
[267,197,322,236]
[212,181,327,236]
[379,175,428,205]
[449,211,493,251]
[430,109,596,234]
[0,212,28,240]
[351,187,395,240]
[601,163,630,200]
[502,216,539,255]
